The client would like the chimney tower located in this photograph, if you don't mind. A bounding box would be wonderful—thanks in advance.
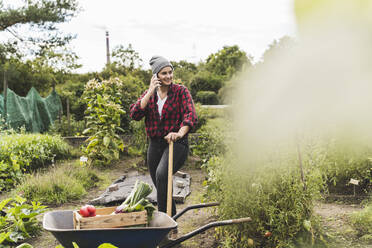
[106,31,110,65]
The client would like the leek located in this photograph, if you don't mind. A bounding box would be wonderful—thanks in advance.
[115,180,155,218]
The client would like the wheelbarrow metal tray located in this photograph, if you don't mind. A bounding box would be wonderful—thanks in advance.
[43,210,177,248]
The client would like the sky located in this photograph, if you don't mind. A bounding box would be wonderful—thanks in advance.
[2,0,297,73]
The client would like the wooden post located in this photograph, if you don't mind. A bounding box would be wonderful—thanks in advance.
[3,70,7,122]
[66,97,70,134]
[167,141,174,216]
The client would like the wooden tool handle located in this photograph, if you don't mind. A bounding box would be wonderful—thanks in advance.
[167,141,174,216]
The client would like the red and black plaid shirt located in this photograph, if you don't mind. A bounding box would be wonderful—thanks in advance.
[130,83,198,138]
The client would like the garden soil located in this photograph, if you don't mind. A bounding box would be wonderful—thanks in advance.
[12,156,372,248]
[26,156,219,248]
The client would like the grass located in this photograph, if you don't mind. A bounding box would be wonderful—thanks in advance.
[350,203,372,241]
[14,161,105,205]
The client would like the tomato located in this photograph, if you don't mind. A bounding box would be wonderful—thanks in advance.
[264,231,272,238]
[79,206,90,217]
[86,205,96,217]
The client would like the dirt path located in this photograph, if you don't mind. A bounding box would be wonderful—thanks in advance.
[314,202,372,248]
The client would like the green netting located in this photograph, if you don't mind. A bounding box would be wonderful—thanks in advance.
[0,87,62,133]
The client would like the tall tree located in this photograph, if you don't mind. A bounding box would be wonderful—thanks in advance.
[205,45,251,79]
[0,0,80,94]
[261,36,296,62]
[0,0,79,59]
[111,44,143,71]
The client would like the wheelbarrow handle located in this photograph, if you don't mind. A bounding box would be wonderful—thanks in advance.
[160,216,252,248]
[167,141,174,216]
[172,202,219,221]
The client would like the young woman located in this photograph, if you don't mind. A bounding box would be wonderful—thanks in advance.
[130,55,197,216]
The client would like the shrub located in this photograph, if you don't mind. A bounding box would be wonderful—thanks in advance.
[205,148,325,248]
[16,163,102,204]
[0,133,71,191]
[188,71,223,98]
[200,118,326,247]
[81,78,125,167]
[116,74,146,133]
[195,91,219,105]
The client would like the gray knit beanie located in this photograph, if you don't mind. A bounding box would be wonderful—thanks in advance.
[149,55,173,75]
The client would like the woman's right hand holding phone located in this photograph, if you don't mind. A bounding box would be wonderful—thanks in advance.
[149,74,161,94]
[140,74,161,109]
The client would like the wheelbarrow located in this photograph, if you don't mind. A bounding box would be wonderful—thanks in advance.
[43,202,251,248]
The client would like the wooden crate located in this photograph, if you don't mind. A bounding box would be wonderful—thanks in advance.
[73,206,147,229]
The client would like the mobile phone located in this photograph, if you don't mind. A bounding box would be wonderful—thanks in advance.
[154,74,162,86]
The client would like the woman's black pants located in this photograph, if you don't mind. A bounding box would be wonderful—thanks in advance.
[147,138,188,217]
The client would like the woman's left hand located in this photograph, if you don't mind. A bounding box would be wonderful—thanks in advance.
[164,132,182,143]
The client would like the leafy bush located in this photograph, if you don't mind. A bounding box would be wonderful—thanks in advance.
[81,78,125,167]
[0,196,47,245]
[205,148,325,248]
[195,91,219,105]
[0,134,71,191]
[116,74,146,133]
[199,118,327,247]
[188,71,223,98]
[16,163,102,205]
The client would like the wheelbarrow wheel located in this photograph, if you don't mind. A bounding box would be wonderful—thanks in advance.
[158,232,181,248]
[168,228,178,240]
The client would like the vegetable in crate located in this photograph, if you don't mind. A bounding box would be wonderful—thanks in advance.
[79,205,96,217]
[115,180,155,218]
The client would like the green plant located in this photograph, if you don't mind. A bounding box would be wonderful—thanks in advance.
[188,70,223,98]
[190,118,231,165]
[0,196,47,245]
[193,103,227,131]
[128,120,147,158]
[206,148,325,248]
[48,115,86,137]
[0,133,71,191]
[16,163,102,205]
[0,114,11,134]
[199,118,327,247]
[350,204,372,238]
[320,138,372,194]
[205,45,250,78]
[0,160,23,193]
[81,78,125,167]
